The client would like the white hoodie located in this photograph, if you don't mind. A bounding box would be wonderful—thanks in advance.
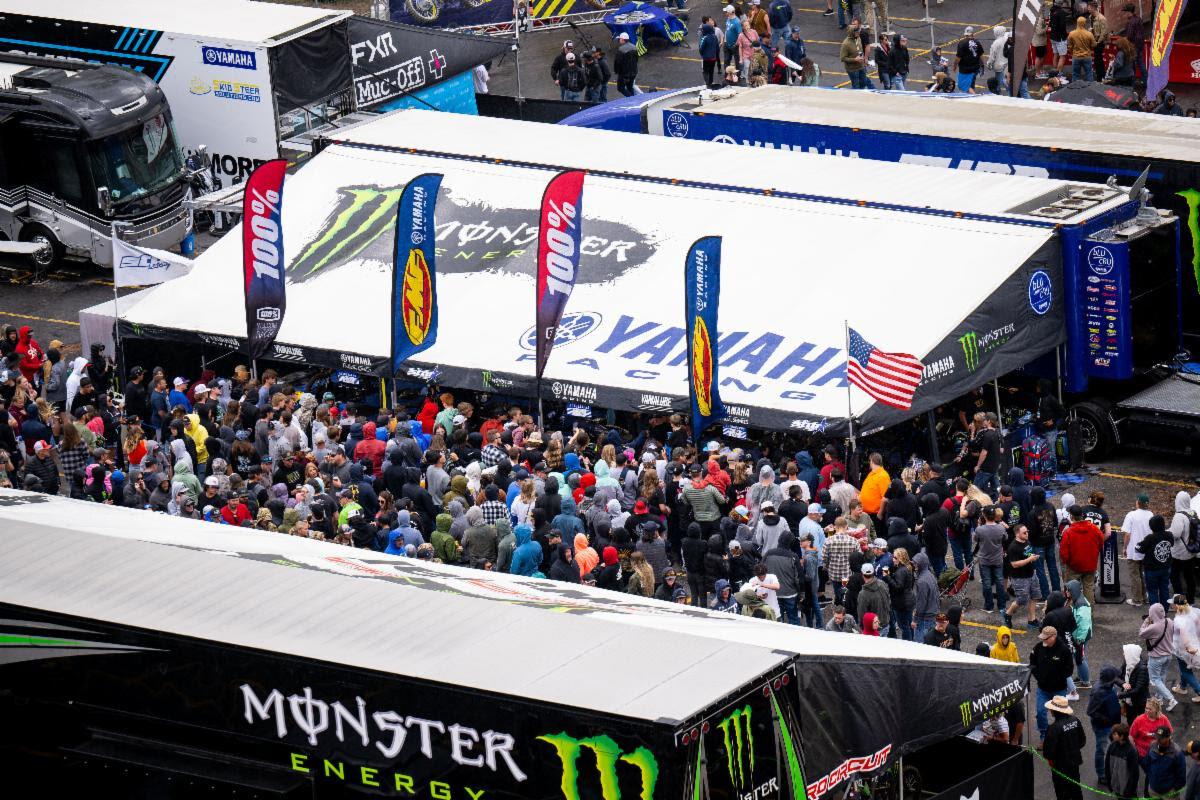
[64,356,88,411]
[1170,490,1198,562]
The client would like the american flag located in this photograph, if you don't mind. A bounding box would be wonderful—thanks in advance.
[846,327,924,410]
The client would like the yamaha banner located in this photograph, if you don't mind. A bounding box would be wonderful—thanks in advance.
[685,236,727,439]
[535,170,586,380]
[392,173,443,375]
[242,159,288,361]
[1147,0,1190,101]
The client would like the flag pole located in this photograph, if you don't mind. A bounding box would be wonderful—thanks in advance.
[844,320,857,478]
[111,220,125,388]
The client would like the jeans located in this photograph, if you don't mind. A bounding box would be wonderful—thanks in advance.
[980,563,1005,611]
[1146,567,1172,608]
[1075,641,1090,684]
[1036,686,1055,740]
[973,470,996,495]
[1033,545,1062,596]
[1171,558,1196,604]
[993,70,1007,94]
[847,69,874,89]
[1018,77,1030,99]
[894,607,914,640]
[891,74,906,91]
[951,532,973,571]
[562,90,582,102]
[1178,659,1200,693]
[778,595,802,625]
[1071,57,1094,82]
[914,616,934,642]
[1044,429,1060,472]
[584,86,602,102]
[1149,655,1173,703]
[803,597,824,628]
[1091,723,1112,781]
[616,77,637,96]
[929,554,946,579]
[771,26,790,50]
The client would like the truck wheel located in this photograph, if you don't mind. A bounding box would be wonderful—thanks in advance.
[1070,401,1116,461]
[19,225,61,269]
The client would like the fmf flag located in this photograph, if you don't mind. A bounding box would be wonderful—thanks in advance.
[242,159,288,361]
[391,173,442,375]
[1147,0,1190,99]
[685,236,727,439]
[112,238,192,288]
[535,170,586,380]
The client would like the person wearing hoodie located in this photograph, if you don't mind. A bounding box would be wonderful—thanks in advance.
[462,506,498,567]
[736,584,777,620]
[1118,644,1150,723]
[43,348,67,407]
[167,482,189,516]
[14,326,44,384]
[172,460,201,503]
[1139,515,1175,608]
[64,356,88,412]
[794,452,820,500]
[888,32,911,89]
[443,475,472,511]
[992,625,1020,662]
[753,501,790,556]
[1088,665,1124,782]
[492,518,515,573]
[680,521,708,605]
[857,563,892,631]
[1007,466,1032,520]
[432,513,461,564]
[698,22,720,86]
[549,542,580,584]
[1156,89,1185,115]
[708,577,738,612]
[1139,604,1176,709]
[703,533,730,601]
[1060,505,1104,605]
[393,510,424,549]
[1170,491,1199,604]
[574,531,599,579]
[885,516,919,560]
[1029,487,1062,596]
[447,499,469,542]
[912,552,939,639]
[509,524,541,576]
[148,473,172,512]
[553,495,584,542]
[355,422,386,476]
[747,465,783,528]
[763,530,802,625]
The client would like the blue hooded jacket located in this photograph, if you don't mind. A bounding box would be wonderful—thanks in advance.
[796,452,820,499]
[395,510,424,549]
[384,531,407,556]
[563,452,582,478]
[510,524,542,576]
[710,578,738,613]
[409,419,431,452]
[553,496,585,540]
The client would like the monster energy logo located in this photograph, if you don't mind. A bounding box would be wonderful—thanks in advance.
[291,186,405,279]
[959,700,973,728]
[537,732,659,800]
[1179,188,1200,299]
[716,705,755,788]
[959,332,979,372]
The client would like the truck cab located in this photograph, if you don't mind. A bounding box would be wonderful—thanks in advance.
[0,55,189,268]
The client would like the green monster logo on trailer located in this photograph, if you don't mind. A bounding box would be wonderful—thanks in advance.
[1180,189,1200,299]
[537,733,659,800]
[716,706,755,789]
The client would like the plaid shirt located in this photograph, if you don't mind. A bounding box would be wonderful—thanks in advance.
[480,499,508,525]
[58,443,89,483]
[480,444,506,469]
[822,532,859,583]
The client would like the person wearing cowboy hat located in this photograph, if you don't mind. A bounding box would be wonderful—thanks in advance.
[1042,694,1085,799]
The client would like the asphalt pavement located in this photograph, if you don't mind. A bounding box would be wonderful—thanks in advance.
[486,0,1017,97]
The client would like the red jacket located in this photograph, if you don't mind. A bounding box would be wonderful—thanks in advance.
[417,397,438,435]
[1059,520,1104,574]
[355,421,387,477]
[220,502,251,526]
[15,325,44,382]
[818,460,846,492]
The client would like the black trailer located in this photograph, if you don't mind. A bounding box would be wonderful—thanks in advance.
[0,490,1031,800]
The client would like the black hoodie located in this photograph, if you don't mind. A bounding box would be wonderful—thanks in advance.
[703,534,729,595]
[681,522,708,583]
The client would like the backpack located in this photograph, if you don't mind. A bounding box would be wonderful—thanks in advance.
[1022,435,1053,486]
[768,0,790,29]
[1185,512,1200,555]
[563,66,585,93]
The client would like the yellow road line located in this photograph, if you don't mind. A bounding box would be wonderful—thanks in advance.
[793,5,1001,27]
[1097,471,1198,489]
[961,619,1030,635]
[0,310,79,326]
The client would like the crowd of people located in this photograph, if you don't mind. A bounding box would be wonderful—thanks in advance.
[8,322,1200,797]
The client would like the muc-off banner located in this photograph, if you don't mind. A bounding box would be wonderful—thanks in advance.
[535,170,586,380]
[1148,0,1190,101]
[685,236,727,439]
[1009,0,1038,95]
[392,173,443,375]
[243,160,288,361]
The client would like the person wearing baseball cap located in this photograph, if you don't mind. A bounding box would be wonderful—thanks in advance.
[1042,693,1085,797]
[614,30,639,96]
[25,439,59,496]
[1142,724,1186,797]
[550,40,574,99]
[168,376,192,413]
[1031,625,1075,745]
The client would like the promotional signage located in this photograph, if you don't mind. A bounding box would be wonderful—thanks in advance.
[1148,0,1191,100]
[1080,240,1133,380]
[1009,0,1039,95]
[685,236,727,439]
[346,17,509,110]
[535,170,586,380]
[111,239,192,288]
[242,160,288,361]
[392,173,443,374]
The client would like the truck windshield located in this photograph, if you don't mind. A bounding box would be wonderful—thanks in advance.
[87,113,182,205]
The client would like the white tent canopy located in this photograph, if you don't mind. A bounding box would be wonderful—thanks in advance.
[112,111,1123,431]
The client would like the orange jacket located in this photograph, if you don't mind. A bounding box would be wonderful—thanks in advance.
[860,467,891,514]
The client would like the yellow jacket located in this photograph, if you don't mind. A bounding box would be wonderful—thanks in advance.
[185,412,209,464]
[860,466,890,514]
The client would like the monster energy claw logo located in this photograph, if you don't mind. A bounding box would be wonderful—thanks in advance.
[537,732,659,800]
[959,700,973,728]
[959,331,980,373]
[717,705,755,788]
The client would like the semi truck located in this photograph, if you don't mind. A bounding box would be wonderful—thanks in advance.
[0,0,356,186]
[562,87,1200,458]
[0,490,1031,800]
[0,53,189,267]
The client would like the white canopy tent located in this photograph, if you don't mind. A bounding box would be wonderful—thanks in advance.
[108,110,1129,432]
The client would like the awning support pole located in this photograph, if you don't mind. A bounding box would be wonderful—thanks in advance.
[994,379,1003,421]
[926,409,940,464]
[1056,346,1064,404]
